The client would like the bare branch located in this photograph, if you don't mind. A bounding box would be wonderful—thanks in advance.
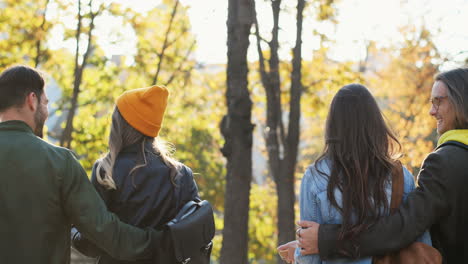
[165,26,189,49]
[152,0,180,85]
[254,12,269,89]
[60,0,101,148]
[60,0,82,146]
[34,0,51,68]
[164,40,196,87]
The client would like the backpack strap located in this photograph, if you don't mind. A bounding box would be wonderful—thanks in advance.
[389,160,404,214]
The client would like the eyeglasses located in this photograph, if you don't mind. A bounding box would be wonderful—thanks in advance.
[430,96,448,111]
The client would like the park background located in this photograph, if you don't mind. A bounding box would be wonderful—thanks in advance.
[1,0,467,263]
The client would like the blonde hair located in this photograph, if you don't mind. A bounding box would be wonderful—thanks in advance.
[96,108,182,190]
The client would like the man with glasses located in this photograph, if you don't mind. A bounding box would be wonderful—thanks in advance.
[296,67,468,263]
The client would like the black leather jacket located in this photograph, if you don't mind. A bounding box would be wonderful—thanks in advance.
[318,141,468,263]
[72,139,199,263]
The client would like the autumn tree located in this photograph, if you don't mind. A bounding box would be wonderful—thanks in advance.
[59,0,106,148]
[219,0,255,263]
[116,2,227,210]
[366,25,442,172]
[127,0,196,87]
[45,0,200,173]
[297,47,364,171]
[253,1,335,260]
[142,65,226,215]
[0,0,52,68]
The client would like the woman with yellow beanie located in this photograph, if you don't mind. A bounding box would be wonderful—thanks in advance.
[71,85,200,263]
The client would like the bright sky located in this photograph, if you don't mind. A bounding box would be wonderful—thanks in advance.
[180,0,468,65]
[51,0,468,66]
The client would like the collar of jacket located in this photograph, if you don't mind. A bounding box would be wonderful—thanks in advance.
[437,129,468,147]
[0,120,34,134]
[121,138,157,154]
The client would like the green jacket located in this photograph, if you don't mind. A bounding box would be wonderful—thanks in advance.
[0,120,160,264]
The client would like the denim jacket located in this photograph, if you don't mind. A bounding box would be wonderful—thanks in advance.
[295,159,432,264]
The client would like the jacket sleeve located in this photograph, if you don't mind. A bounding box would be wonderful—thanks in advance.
[71,162,120,257]
[295,168,322,264]
[71,226,104,258]
[62,150,162,261]
[318,152,451,259]
[402,166,432,245]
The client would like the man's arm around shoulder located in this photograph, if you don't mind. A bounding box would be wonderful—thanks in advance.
[61,150,162,261]
[299,152,451,259]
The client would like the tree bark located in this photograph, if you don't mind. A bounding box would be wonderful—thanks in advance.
[219,0,254,263]
[254,0,305,262]
[277,1,305,263]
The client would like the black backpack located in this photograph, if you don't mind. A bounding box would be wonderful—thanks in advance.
[154,163,215,264]
[153,165,215,264]
[153,198,215,264]
[165,199,214,264]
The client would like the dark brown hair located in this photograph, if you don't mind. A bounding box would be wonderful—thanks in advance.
[0,65,45,112]
[315,84,401,248]
[435,67,468,129]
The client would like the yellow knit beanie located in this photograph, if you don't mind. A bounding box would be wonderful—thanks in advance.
[116,85,168,137]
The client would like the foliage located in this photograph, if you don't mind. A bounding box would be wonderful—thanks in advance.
[366,25,441,172]
[1,0,226,206]
[127,0,196,86]
[0,0,53,67]
[298,47,364,166]
[69,63,125,170]
[0,0,456,262]
[211,180,280,264]
[162,69,227,211]
[248,180,278,263]
[210,211,224,263]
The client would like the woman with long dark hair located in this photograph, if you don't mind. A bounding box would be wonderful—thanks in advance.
[278,84,431,263]
[71,85,199,263]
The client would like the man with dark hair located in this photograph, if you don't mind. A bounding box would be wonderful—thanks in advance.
[296,67,468,263]
[0,65,47,137]
[0,65,162,263]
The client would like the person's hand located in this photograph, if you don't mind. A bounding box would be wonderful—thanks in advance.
[296,220,320,255]
[277,240,297,263]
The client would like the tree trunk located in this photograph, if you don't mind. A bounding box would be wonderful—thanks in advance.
[254,0,305,262]
[34,0,50,68]
[219,0,254,263]
[276,1,305,263]
[60,0,98,148]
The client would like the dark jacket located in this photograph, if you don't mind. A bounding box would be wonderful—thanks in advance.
[72,139,199,263]
[318,141,468,263]
[0,120,160,264]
